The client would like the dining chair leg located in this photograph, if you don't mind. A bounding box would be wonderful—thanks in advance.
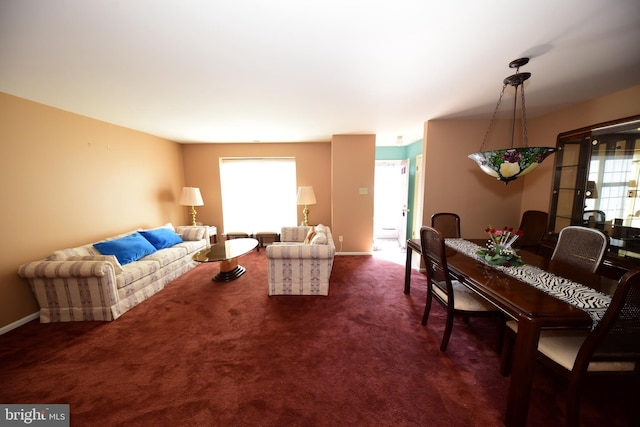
[421,287,434,326]
[629,373,640,427]
[440,308,455,352]
[566,372,584,427]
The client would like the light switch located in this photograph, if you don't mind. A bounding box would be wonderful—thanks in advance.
[359,187,368,195]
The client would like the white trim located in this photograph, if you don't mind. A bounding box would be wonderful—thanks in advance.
[0,312,39,335]
[335,252,372,256]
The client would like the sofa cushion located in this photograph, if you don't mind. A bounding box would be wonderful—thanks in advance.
[175,226,206,241]
[143,247,188,268]
[311,232,328,245]
[115,260,162,289]
[93,232,158,265]
[174,240,207,253]
[48,244,102,260]
[281,226,312,242]
[139,228,183,250]
[304,227,316,244]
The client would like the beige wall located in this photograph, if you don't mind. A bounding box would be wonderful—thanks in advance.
[0,92,187,328]
[180,136,375,253]
[422,119,525,238]
[521,85,640,212]
[331,135,376,253]
[180,142,332,230]
[421,85,640,239]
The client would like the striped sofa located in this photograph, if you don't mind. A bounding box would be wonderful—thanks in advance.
[18,224,209,323]
[266,225,336,296]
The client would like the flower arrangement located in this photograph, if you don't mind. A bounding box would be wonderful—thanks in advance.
[476,226,524,267]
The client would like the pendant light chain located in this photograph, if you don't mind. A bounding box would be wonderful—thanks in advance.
[520,79,529,147]
[478,82,508,152]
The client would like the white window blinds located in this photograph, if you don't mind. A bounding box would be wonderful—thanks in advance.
[219,157,297,234]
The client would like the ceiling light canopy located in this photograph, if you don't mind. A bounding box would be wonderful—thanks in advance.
[468,58,557,184]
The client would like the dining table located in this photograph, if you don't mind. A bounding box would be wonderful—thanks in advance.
[404,238,617,427]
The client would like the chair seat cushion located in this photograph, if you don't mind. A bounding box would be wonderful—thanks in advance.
[433,280,497,312]
[509,322,637,372]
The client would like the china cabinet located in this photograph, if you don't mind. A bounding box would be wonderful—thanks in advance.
[546,114,640,278]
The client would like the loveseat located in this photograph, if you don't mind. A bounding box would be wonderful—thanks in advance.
[18,224,209,323]
[265,225,336,296]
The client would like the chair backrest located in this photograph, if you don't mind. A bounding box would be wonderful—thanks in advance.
[420,226,453,296]
[551,226,608,274]
[583,210,606,230]
[431,213,461,238]
[513,210,548,249]
[573,267,640,371]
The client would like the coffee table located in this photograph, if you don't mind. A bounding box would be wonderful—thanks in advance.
[192,238,258,282]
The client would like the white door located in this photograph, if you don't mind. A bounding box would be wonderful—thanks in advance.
[373,160,409,247]
[397,159,409,248]
[412,154,424,239]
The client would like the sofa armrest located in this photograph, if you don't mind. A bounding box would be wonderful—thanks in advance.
[19,261,121,321]
[18,260,118,279]
[266,243,335,259]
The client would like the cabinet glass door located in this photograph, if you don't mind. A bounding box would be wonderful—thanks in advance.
[550,137,589,235]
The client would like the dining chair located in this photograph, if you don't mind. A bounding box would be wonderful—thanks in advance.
[419,226,501,352]
[430,212,461,238]
[551,226,609,274]
[512,210,548,253]
[501,225,610,376]
[534,267,640,427]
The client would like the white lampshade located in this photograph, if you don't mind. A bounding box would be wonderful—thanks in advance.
[296,186,316,206]
[179,187,204,206]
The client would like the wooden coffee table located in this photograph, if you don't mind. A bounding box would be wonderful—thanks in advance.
[192,238,258,282]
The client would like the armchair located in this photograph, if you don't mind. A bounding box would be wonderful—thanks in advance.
[265,225,336,296]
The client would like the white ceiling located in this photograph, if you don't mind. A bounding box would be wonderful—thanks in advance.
[2,0,640,146]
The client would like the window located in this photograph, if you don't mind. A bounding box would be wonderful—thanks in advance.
[219,157,297,234]
[588,138,637,221]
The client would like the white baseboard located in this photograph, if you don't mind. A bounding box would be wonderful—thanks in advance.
[335,252,373,256]
[0,312,39,336]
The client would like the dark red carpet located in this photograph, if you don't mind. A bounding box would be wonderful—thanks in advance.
[0,251,634,426]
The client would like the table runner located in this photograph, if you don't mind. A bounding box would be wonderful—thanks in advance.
[445,238,611,326]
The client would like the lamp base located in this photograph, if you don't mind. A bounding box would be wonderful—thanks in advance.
[302,206,310,226]
[189,206,197,226]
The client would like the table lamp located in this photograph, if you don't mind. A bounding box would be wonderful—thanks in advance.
[179,187,204,226]
[296,186,316,226]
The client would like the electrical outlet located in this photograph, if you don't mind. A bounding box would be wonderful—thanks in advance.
[339,236,344,242]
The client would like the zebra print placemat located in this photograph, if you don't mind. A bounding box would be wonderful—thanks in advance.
[444,238,611,326]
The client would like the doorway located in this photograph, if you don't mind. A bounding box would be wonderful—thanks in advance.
[373,159,409,264]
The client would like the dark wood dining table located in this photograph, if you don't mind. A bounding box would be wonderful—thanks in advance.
[404,238,617,427]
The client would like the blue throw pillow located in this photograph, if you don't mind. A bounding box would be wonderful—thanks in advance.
[93,232,157,265]
[139,228,183,250]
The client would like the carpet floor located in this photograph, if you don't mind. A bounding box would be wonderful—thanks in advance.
[0,250,635,426]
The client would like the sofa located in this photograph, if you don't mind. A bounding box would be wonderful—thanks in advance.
[265,225,336,296]
[18,224,209,323]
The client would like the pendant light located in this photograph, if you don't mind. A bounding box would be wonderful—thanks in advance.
[468,58,557,184]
